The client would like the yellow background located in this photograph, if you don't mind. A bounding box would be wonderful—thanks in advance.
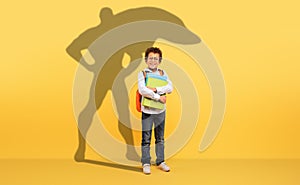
[1,0,300,161]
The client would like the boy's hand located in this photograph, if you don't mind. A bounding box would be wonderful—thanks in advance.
[147,86,157,93]
[147,86,166,103]
[159,96,167,104]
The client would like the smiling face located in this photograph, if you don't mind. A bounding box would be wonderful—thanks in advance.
[146,52,160,71]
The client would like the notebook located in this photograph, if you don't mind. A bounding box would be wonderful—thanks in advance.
[142,73,168,109]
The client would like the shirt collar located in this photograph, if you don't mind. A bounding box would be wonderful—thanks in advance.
[144,68,159,73]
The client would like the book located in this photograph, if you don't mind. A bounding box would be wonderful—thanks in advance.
[142,73,168,109]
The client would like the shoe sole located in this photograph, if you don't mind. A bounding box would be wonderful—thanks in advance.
[158,167,170,172]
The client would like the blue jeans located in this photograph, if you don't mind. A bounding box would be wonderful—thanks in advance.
[141,111,165,165]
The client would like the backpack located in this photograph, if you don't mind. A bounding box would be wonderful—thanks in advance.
[136,69,164,112]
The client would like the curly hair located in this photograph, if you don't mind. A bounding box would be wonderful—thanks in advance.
[145,47,162,62]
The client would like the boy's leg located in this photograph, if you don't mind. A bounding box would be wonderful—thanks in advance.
[141,112,153,165]
[154,111,166,165]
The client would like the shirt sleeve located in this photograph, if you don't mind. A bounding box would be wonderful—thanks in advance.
[138,71,160,101]
[156,71,173,94]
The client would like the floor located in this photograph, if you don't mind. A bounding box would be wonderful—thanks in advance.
[1,159,299,185]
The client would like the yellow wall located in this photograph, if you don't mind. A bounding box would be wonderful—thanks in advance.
[1,0,300,159]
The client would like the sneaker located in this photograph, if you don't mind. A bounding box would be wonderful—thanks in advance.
[158,162,170,172]
[143,164,151,174]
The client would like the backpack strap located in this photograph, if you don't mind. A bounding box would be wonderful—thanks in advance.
[158,69,164,76]
[142,70,147,78]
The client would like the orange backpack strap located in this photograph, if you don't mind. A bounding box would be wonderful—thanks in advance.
[136,89,142,112]
[142,70,146,78]
[158,69,164,76]
[136,70,148,112]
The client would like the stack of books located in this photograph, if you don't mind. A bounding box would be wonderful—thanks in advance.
[142,73,167,109]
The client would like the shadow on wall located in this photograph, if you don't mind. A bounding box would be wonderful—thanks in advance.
[66,6,200,171]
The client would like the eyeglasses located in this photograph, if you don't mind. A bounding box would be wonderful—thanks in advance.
[147,57,160,61]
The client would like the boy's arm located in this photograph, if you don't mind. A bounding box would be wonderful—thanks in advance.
[138,72,160,101]
[156,71,173,94]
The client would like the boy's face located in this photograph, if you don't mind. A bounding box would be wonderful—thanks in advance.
[146,52,160,70]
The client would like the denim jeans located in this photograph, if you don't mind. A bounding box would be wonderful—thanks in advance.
[141,111,165,165]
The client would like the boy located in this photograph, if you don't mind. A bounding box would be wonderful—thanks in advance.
[138,47,173,174]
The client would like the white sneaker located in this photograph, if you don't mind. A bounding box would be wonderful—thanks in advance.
[158,162,170,172]
[143,164,151,174]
